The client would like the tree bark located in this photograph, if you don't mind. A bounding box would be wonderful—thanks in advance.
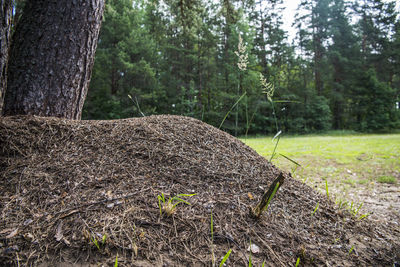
[0,0,12,115]
[3,0,105,119]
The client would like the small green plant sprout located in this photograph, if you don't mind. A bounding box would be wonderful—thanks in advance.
[91,233,107,250]
[251,172,285,218]
[219,249,232,267]
[114,254,118,267]
[348,245,355,255]
[325,180,329,199]
[336,199,370,220]
[311,202,319,217]
[248,240,252,267]
[357,212,370,221]
[157,193,196,216]
[337,199,349,210]
[353,202,363,216]
[295,257,300,267]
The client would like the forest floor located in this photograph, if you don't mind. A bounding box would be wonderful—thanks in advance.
[0,116,399,266]
[243,133,400,223]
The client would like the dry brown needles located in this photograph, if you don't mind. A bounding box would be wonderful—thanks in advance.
[0,115,399,266]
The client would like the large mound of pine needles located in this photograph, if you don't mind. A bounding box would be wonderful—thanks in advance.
[0,115,399,266]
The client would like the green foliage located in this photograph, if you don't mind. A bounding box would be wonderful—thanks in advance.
[83,0,399,134]
[157,193,196,216]
[306,96,332,131]
[355,69,398,132]
[91,234,107,251]
[377,175,397,184]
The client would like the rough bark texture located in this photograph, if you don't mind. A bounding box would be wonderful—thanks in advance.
[3,0,105,119]
[0,0,12,115]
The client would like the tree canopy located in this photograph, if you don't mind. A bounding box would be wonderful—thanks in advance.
[2,0,399,133]
[83,0,399,134]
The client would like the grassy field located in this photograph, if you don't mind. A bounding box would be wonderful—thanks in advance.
[242,133,400,217]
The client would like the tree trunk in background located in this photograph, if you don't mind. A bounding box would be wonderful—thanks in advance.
[0,0,12,115]
[3,0,105,119]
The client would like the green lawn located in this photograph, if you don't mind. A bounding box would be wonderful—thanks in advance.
[241,133,400,208]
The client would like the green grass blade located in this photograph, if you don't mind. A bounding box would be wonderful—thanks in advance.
[325,180,329,199]
[357,213,370,221]
[348,245,354,255]
[295,257,300,267]
[248,240,252,267]
[279,153,301,167]
[171,199,191,208]
[114,255,118,267]
[354,203,363,216]
[269,135,281,161]
[176,193,197,197]
[263,182,280,212]
[311,202,319,216]
[219,249,232,267]
[91,236,100,250]
[272,130,282,142]
[158,196,163,216]
[219,92,246,129]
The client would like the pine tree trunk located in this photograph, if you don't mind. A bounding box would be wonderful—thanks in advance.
[3,0,105,119]
[0,0,12,115]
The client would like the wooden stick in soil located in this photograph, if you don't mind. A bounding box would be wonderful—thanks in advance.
[250,172,285,219]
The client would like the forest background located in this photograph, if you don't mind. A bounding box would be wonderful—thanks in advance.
[82,0,400,135]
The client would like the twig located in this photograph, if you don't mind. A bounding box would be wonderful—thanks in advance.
[53,192,140,217]
[250,172,285,219]
[251,230,285,267]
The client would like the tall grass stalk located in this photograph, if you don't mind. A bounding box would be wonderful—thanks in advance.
[219,92,247,130]
[264,182,280,212]
[245,104,260,138]
[279,153,301,167]
[234,33,248,137]
[128,94,145,117]
[325,180,329,199]
[270,135,281,161]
